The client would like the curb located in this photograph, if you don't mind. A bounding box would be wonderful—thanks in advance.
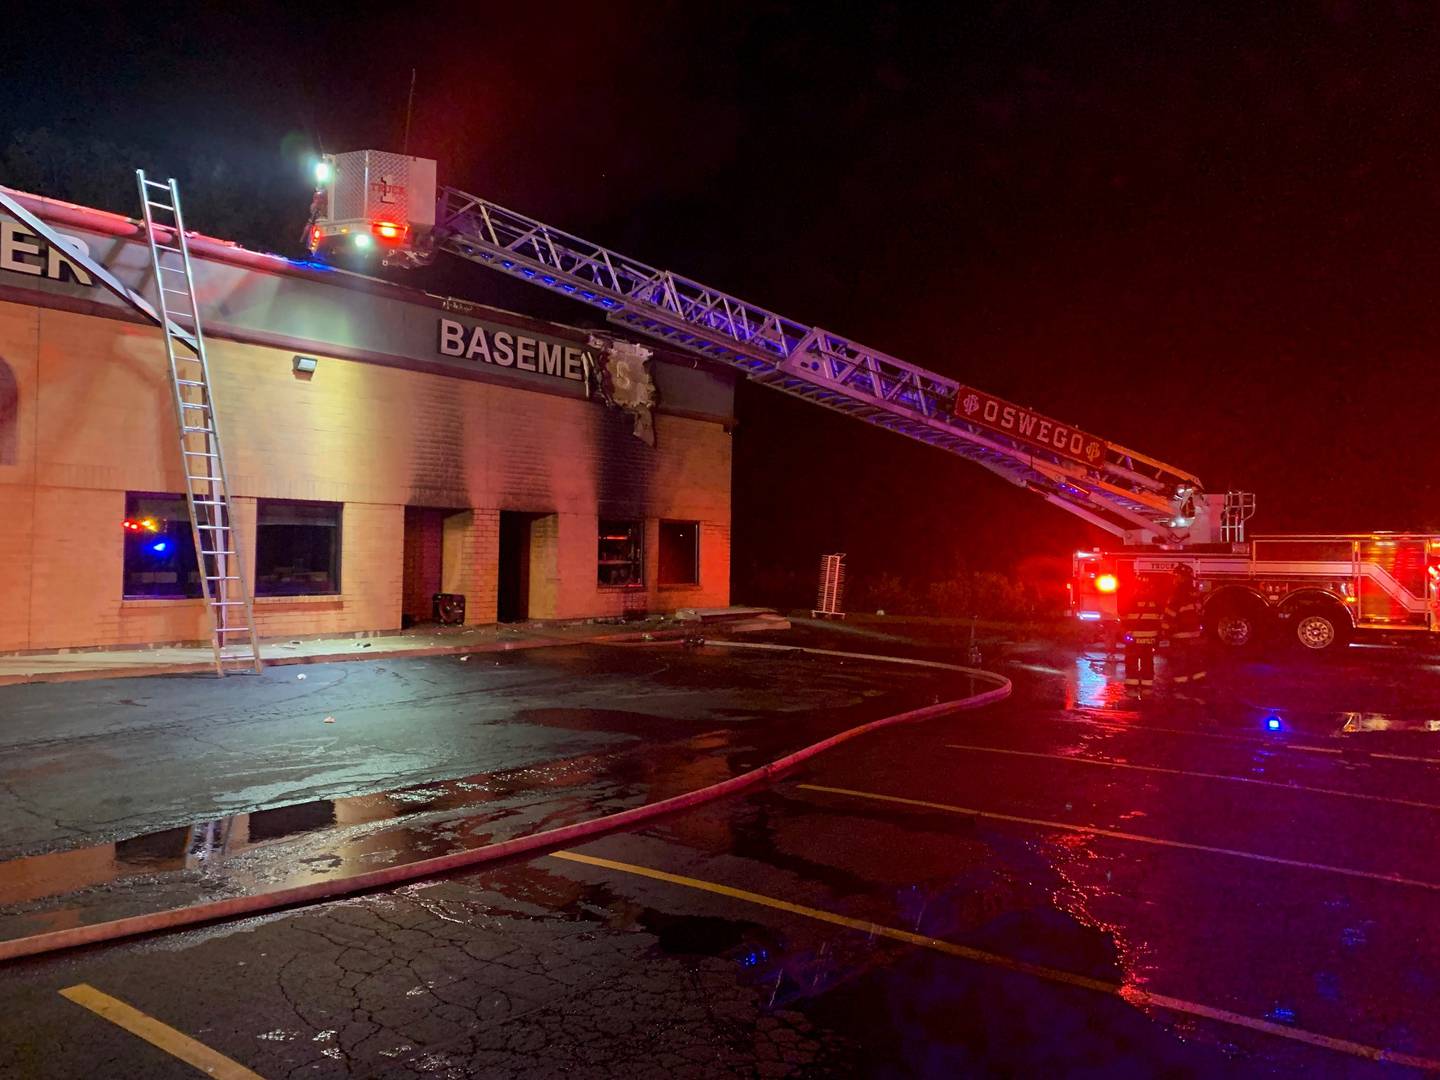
[0,647,1009,963]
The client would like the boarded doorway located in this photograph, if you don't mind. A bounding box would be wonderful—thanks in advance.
[498,511,557,622]
[403,506,465,626]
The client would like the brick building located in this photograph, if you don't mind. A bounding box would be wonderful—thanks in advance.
[0,192,734,652]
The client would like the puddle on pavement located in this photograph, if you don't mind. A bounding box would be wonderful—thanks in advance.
[0,736,704,923]
[0,703,981,939]
[504,799,1143,1074]
[512,707,715,737]
[0,646,982,941]
[1053,651,1440,737]
[640,910,771,956]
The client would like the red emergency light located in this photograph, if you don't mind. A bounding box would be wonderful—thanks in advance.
[1095,573,1119,594]
[122,517,160,533]
[371,221,406,241]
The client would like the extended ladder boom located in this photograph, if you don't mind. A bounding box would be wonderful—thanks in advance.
[431,186,1217,544]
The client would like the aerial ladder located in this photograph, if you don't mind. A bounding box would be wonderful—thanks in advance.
[306,150,1251,550]
[355,171,1431,656]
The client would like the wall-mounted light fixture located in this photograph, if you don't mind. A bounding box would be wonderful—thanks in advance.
[292,355,318,375]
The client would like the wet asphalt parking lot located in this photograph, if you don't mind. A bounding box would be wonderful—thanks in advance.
[2,622,1440,1077]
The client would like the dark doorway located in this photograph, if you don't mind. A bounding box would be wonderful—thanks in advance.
[499,511,559,622]
[498,511,534,622]
[403,506,452,626]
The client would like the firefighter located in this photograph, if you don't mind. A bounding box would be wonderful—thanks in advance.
[1161,564,1208,697]
[1121,575,1162,695]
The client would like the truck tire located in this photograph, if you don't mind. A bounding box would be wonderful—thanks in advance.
[1206,596,1269,652]
[1291,605,1351,652]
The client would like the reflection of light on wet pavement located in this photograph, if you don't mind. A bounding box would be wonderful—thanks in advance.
[1043,829,1146,993]
[1340,712,1396,732]
[1010,663,1067,676]
[1064,653,1130,711]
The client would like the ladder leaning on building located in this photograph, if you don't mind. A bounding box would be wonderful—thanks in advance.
[0,177,262,676]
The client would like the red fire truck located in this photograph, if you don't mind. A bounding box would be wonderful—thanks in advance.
[1071,534,1440,653]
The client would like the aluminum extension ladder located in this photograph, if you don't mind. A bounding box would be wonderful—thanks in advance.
[135,172,262,676]
[813,553,847,619]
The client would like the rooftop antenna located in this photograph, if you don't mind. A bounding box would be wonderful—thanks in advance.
[402,68,417,157]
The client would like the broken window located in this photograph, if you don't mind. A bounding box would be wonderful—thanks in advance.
[255,500,342,596]
[597,519,643,588]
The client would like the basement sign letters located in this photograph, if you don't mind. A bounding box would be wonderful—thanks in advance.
[437,317,590,383]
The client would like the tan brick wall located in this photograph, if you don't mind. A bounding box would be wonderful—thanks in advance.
[0,482,35,649]
[0,304,39,650]
[453,508,500,626]
[527,514,561,619]
[0,300,732,651]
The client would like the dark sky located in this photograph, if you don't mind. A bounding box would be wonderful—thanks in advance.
[7,2,1440,593]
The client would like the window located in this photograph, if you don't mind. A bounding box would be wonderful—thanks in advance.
[597,519,643,587]
[122,493,201,598]
[658,521,700,586]
[255,500,341,596]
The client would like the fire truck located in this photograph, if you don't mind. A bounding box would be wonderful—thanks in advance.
[2,149,1432,664]
[1071,535,1440,653]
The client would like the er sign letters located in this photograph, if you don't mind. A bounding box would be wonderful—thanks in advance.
[0,221,94,286]
[954,385,1107,467]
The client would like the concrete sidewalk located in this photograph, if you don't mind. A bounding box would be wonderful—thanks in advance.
[0,608,790,685]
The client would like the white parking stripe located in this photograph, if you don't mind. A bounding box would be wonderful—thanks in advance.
[943,743,1440,811]
[1011,713,1440,766]
[798,784,1440,891]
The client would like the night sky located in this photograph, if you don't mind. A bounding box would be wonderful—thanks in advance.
[7,3,1440,598]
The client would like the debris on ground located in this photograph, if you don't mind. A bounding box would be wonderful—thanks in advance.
[296,673,307,680]
[323,716,335,724]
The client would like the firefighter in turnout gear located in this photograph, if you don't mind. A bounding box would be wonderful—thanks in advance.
[1162,564,1208,696]
[1121,576,1162,694]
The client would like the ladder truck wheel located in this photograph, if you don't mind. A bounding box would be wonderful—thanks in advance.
[1291,604,1351,652]
[1205,594,1270,652]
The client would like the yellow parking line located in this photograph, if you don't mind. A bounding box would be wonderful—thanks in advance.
[550,850,1440,1071]
[60,984,265,1080]
[796,784,1440,891]
[943,743,1440,811]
